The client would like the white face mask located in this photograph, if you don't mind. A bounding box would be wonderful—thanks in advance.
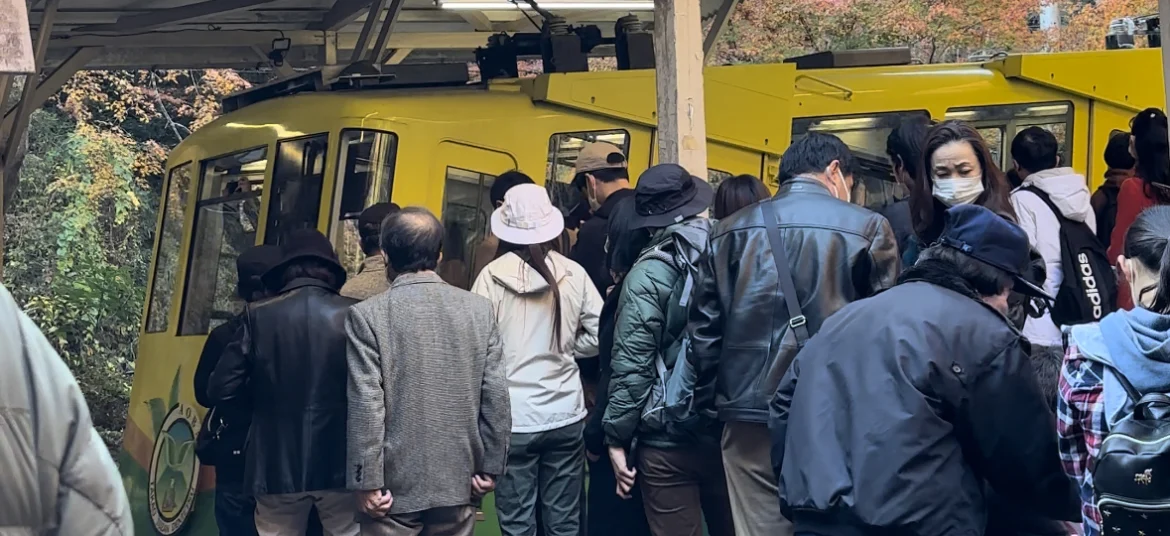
[932,177,984,206]
[821,168,851,204]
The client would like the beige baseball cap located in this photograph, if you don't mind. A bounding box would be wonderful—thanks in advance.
[574,142,627,175]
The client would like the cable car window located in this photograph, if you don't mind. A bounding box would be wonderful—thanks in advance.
[440,167,496,290]
[145,163,192,333]
[264,134,328,246]
[792,111,930,212]
[708,169,733,188]
[945,102,1073,171]
[179,147,269,336]
[332,129,398,278]
[546,130,630,216]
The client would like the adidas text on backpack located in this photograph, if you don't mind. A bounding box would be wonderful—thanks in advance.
[1022,186,1118,325]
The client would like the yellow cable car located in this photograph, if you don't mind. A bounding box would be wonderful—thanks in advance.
[121,47,1166,535]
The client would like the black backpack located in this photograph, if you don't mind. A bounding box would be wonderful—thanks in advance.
[1092,367,1170,531]
[1021,186,1118,325]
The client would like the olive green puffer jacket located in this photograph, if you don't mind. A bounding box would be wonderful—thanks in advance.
[602,217,714,449]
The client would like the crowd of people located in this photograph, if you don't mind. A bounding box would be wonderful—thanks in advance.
[5,105,1170,536]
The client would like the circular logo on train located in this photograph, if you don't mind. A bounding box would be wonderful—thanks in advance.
[148,403,201,535]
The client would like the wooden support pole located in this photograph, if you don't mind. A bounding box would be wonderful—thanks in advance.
[654,0,708,176]
[0,0,35,73]
[1162,0,1170,116]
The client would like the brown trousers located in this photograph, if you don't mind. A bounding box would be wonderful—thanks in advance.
[637,443,735,536]
[358,505,476,536]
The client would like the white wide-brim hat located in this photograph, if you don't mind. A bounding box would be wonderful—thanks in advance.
[491,183,565,245]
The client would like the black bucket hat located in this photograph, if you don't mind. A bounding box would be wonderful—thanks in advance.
[630,164,714,229]
[262,229,348,289]
[236,244,281,298]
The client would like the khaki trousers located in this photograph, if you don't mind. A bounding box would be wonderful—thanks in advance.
[720,421,794,536]
[254,490,360,536]
[359,505,476,536]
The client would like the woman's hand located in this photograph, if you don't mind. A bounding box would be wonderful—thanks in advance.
[608,446,637,499]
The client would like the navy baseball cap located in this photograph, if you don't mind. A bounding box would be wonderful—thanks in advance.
[937,205,1053,301]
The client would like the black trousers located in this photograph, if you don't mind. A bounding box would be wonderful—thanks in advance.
[586,457,651,536]
[214,479,258,536]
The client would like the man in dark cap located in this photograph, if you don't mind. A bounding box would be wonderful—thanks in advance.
[770,204,1079,536]
[341,202,401,300]
[210,230,360,536]
[194,244,280,536]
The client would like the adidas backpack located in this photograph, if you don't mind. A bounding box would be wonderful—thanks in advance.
[1021,186,1118,325]
[1093,367,1170,532]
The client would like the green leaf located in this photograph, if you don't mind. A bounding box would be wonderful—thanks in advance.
[168,366,182,410]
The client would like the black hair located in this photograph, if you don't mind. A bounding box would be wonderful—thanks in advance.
[1105,130,1136,170]
[497,239,565,347]
[1123,205,1170,313]
[358,203,401,256]
[605,196,650,278]
[886,117,930,184]
[1131,108,1170,203]
[279,258,343,291]
[912,121,1017,243]
[573,167,630,190]
[779,132,856,183]
[381,207,444,274]
[917,244,1015,297]
[713,174,770,219]
[1010,126,1060,173]
[237,276,268,302]
[490,171,536,207]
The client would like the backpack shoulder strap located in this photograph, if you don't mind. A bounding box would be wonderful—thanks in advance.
[761,200,810,344]
[1020,185,1067,224]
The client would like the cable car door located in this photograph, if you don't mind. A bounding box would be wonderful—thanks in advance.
[434,140,518,290]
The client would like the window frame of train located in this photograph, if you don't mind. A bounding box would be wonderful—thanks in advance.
[545,129,631,216]
[263,133,330,246]
[329,128,399,278]
[177,145,270,336]
[144,161,193,334]
[791,110,930,212]
[944,101,1074,173]
[440,166,497,290]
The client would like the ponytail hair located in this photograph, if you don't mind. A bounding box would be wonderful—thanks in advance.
[498,240,564,348]
[1123,205,1170,313]
[1131,108,1170,204]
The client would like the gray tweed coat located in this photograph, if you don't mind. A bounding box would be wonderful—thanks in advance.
[346,270,510,514]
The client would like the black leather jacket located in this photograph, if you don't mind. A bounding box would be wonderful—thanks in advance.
[209,278,358,496]
[688,178,900,424]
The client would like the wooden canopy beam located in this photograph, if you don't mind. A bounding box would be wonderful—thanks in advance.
[313,0,372,31]
[702,0,739,61]
[654,0,707,175]
[368,0,407,62]
[71,0,280,33]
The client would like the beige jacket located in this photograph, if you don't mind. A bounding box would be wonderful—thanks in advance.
[0,284,132,535]
[472,251,602,433]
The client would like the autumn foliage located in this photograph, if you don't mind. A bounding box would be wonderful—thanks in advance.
[713,0,1160,64]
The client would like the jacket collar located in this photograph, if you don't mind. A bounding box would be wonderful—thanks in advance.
[898,258,1018,331]
[595,187,635,218]
[777,176,833,197]
[358,255,387,275]
[280,277,336,294]
[390,270,446,290]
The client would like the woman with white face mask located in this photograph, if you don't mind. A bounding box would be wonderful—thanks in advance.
[903,120,1018,266]
[1058,206,1170,536]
